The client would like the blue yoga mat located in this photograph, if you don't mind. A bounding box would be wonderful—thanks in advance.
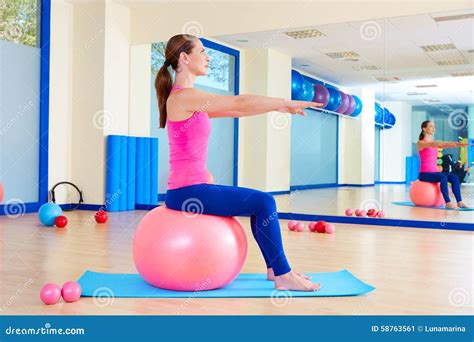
[78,270,375,298]
[393,201,474,211]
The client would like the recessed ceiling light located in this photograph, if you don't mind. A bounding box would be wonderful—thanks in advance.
[407,92,428,96]
[285,29,325,39]
[420,43,456,52]
[436,59,468,66]
[326,51,360,59]
[450,71,474,77]
[353,65,381,71]
[374,76,401,82]
[415,84,438,88]
[433,13,474,22]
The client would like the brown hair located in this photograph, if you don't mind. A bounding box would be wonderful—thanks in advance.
[419,120,431,140]
[155,34,198,128]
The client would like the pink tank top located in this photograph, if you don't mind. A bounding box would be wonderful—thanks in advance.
[419,144,438,173]
[167,86,211,190]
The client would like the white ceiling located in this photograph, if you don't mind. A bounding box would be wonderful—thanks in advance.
[216,9,474,105]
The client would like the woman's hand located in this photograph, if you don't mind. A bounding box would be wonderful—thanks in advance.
[277,100,324,115]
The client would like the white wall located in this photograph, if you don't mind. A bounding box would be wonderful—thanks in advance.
[238,48,292,192]
[380,101,412,182]
[338,88,375,185]
[129,44,152,137]
[48,0,74,202]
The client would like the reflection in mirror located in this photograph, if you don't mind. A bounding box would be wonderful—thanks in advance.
[215,10,473,224]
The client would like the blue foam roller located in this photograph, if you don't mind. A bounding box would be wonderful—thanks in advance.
[105,135,121,212]
[150,138,158,205]
[127,137,137,210]
[143,138,151,204]
[119,136,128,211]
[135,138,145,205]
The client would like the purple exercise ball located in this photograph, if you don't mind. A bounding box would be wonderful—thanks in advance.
[343,95,356,115]
[312,84,330,108]
[336,91,349,114]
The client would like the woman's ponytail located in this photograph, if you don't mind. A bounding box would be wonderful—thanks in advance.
[154,34,197,128]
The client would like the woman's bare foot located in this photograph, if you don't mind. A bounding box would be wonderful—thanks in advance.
[274,271,321,291]
[267,268,311,281]
[446,202,458,209]
[457,201,470,208]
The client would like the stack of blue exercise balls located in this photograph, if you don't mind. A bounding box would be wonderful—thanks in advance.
[291,70,363,117]
[38,202,63,226]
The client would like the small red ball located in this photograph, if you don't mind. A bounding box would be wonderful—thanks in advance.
[315,221,327,233]
[95,210,108,223]
[54,215,68,228]
[367,209,377,217]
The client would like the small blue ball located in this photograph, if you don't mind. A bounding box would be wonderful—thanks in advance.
[38,203,62,226]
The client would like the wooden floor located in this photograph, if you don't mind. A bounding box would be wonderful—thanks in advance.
[0,210,472,315]
[275,184,474,223]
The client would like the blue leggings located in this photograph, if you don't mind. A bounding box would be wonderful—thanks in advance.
[418,172,462,203]
[165,183,291,276]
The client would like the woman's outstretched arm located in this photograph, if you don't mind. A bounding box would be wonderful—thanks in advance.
[175,88,322,117]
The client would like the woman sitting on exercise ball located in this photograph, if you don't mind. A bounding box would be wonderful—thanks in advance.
[417,120,469,209]
[155,34,323,291]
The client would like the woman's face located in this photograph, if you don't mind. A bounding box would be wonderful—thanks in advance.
[423,121,435,135]
[185,39,210,76]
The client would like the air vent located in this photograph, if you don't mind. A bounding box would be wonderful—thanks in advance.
[433,13,474,22]
[415,84,438,88]
[300,64,310,67]
[325,51,360,58]
[236,39,248,43]
[467,49,474,53]
[422,99,441,103]
[344,58,360,62]
[374,76,401,82]
[407,92,427,96]
[353,65,381,71]
[436,59,468,66]
[285,29,325,39]
[450,71,474,77]
[420,43,456,52]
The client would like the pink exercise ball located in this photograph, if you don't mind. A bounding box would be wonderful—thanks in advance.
[0,182,3,203]
[294,222,305,232]
[409,181,445,207]
[61,281,82,302]
[133,206,248,291]
[40,283,61,305]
